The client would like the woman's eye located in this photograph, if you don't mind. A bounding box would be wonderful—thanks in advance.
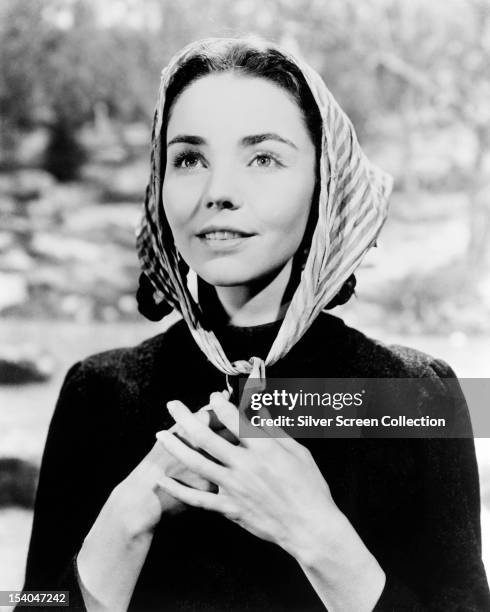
[250,153,281,168]
[173,152,205,170]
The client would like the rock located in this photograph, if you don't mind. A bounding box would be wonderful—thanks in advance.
[30,233,102,263]
[0,345,55,384]
[35,183,98,222]
[15,128,50,167]
[93,144,128,164]
[0,170,55,202]
[118,294,137,314]
[59,294,94,321]
[0,248,35,272]
[63,203,140,247]
[0,195,16,215]
[0,216,31,234]
[82,159,147,203]
[0,458,39,509]
[0,273,28,311]
[27,266,67,291]
[101,305,119,321]
[0,232,14,252]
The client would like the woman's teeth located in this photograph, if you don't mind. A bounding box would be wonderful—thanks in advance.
[203,231,246,240]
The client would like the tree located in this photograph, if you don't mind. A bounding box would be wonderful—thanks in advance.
[0,0,46,166]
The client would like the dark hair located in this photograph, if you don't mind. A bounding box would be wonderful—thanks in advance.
[137,38,355,321]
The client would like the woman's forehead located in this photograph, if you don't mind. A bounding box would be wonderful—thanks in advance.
[166,72,310,145]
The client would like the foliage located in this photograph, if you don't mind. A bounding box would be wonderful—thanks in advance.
[42,121,87,181]
[0,0,165,129]
[1,0,487,135]
[0,0,488,330]
[0,0,46,130]
[373,261,490,334]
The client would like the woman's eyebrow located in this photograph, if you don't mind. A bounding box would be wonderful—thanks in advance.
[167,135,205,147]
[166,133,298,149]
[241,133,297,149]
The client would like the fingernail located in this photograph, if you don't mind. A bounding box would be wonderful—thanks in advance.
[167,401,176,413]
[156,430,170,443]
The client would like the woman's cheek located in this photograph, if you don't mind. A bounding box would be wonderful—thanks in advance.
[163,177,201,225]
[282,171,316,227]
[257,178,312,231]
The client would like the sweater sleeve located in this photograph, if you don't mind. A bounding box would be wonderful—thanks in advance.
[18,360,117,611]
[373,359,490,611]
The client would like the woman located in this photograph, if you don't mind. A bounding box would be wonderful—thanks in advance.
[21,37,489,611]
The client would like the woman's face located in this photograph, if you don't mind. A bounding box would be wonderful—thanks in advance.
[162,72,317,287]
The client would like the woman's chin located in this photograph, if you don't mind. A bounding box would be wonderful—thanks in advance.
[194,257,293,289]
[196,264,262,288]
[200,273,256,288]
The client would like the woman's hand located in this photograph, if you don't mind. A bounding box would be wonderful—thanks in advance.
[155,393,344,558]
[114,402,229,538]
[75,397,231,612]
[156,393,386,611]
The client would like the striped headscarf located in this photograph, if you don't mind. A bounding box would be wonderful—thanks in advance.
[136,37,393,391]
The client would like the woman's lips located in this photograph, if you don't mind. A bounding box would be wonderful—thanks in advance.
[196,230,255,251]
[200,230,249,240]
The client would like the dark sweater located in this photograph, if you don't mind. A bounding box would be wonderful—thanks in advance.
[21,313,490,611]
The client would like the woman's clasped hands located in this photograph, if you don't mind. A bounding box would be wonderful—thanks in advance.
[77,393,384,612]
[155,392,346,561]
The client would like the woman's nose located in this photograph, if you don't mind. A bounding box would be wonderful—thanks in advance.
[205,197,236,210]
[202,168,240,210]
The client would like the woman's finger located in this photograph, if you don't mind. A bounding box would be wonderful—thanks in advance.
[209,392,246,438]
[210,393,305,459]
[168,401,226,435]
[155,430,228,485]
[209,392,276,450]
[256,405,303,454]
[155,475,224,512]
[167,400,239,465]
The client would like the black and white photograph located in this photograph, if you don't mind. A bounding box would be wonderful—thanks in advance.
[0,1,489,610]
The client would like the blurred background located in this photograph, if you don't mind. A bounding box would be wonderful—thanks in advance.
[1,0,489,598]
